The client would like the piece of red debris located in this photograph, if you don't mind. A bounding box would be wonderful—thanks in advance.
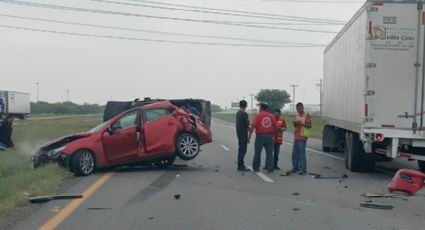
[387,169,425,195]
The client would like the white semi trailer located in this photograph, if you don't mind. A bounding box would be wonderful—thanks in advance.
[0,90,30,119]
[323,0,425,171]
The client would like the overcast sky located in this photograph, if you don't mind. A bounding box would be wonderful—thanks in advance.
[0,0,364,109]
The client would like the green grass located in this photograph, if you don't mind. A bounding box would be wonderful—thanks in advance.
[0,115,102,215]
[213,112,324,139]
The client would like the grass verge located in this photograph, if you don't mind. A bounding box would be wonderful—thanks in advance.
[213,112,324,139]
[0,115,102,215]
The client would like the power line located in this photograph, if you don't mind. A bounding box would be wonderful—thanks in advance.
[0,13,327,46]
[215,21,344,25]
[0,24,327,48]
[0,0,338,34]
[90,0,344,24]
[261,0,362,3]
[125,0,346,23]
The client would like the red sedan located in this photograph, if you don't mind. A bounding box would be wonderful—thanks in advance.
[31,101,212,176]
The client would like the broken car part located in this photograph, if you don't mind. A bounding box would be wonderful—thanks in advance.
[360,202,394,210]
[387,169,425,195]
[29,194,83,204]
[309,172,348,179]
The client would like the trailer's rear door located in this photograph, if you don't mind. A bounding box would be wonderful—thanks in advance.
[365,1,422,130]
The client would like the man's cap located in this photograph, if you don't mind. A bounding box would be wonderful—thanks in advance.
[257,102,269,110]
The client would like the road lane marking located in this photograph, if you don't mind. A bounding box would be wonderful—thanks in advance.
[39,172,114,230]
[282,141,344,161]
[248,167,274,183]
[221,145,231,152]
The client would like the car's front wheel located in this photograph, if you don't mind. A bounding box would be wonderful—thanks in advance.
[176,133,200,160]
[71,150,95,176]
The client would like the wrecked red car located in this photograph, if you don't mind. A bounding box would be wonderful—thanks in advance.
[31,100,212,176]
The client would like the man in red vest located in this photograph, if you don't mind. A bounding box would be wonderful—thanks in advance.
[292,102,312,175]
[273,109,287,170]
[248,103,277,173]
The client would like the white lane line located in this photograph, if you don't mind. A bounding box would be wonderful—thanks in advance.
[248,167,274,183]
[283,141,344,161]
[221,145,231,152]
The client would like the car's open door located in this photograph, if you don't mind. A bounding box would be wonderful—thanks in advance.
[142,108,179,155]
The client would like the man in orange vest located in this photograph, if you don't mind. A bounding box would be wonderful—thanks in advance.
[273,109,287,170]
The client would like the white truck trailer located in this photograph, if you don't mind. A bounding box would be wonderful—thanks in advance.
[323,0,425,171]
[0,90,30,119]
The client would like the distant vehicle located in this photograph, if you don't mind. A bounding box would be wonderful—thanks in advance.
[31,100,213,176]
[322,0,425,172]
[0,90,30,119]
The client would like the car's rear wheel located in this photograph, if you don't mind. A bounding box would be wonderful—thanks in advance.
[155,156,176,168]
[71,150,95,176]
[176,133,200,160]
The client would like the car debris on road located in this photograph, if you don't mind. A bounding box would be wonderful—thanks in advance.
[360,202,394,210]
[361,193,402,199]
[29,194,83,204]
[309,172,348,179]
[387,169,425,195]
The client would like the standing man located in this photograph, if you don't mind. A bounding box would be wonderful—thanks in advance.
[236,100,250,171]
[0,115,15,150]
[292,102,311,175]
[248,103,277,173]
[273,109,287,170]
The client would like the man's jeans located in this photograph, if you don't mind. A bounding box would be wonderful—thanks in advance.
[292,140,307,173]
[237,135,248,167]
[253,134,274,171]
[274,144,281,166]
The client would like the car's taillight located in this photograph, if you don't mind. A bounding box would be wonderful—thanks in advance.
[375,133,384,142]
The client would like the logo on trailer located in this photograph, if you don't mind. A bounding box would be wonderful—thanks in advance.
[261,117,272,128]
[372,26,386,39]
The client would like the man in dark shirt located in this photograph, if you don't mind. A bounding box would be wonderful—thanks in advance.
[236,100,250,171]
[0,115,15,150]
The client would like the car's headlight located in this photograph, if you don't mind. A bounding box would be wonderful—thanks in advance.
[48,146,66,158]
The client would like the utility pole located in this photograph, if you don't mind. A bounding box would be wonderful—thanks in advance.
[316,79,323,115]
[249,94,255,113]
[290,84,299,112]
[35,82,39,103]
[66,90,70,102]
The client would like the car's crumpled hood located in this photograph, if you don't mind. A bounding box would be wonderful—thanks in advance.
[40,132,92,151]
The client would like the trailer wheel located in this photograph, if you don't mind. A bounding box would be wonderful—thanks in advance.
[344,132,375,172]
[418,160,425,171]
[322,125,333,152]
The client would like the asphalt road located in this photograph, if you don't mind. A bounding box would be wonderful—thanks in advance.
[7,119,425,230]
